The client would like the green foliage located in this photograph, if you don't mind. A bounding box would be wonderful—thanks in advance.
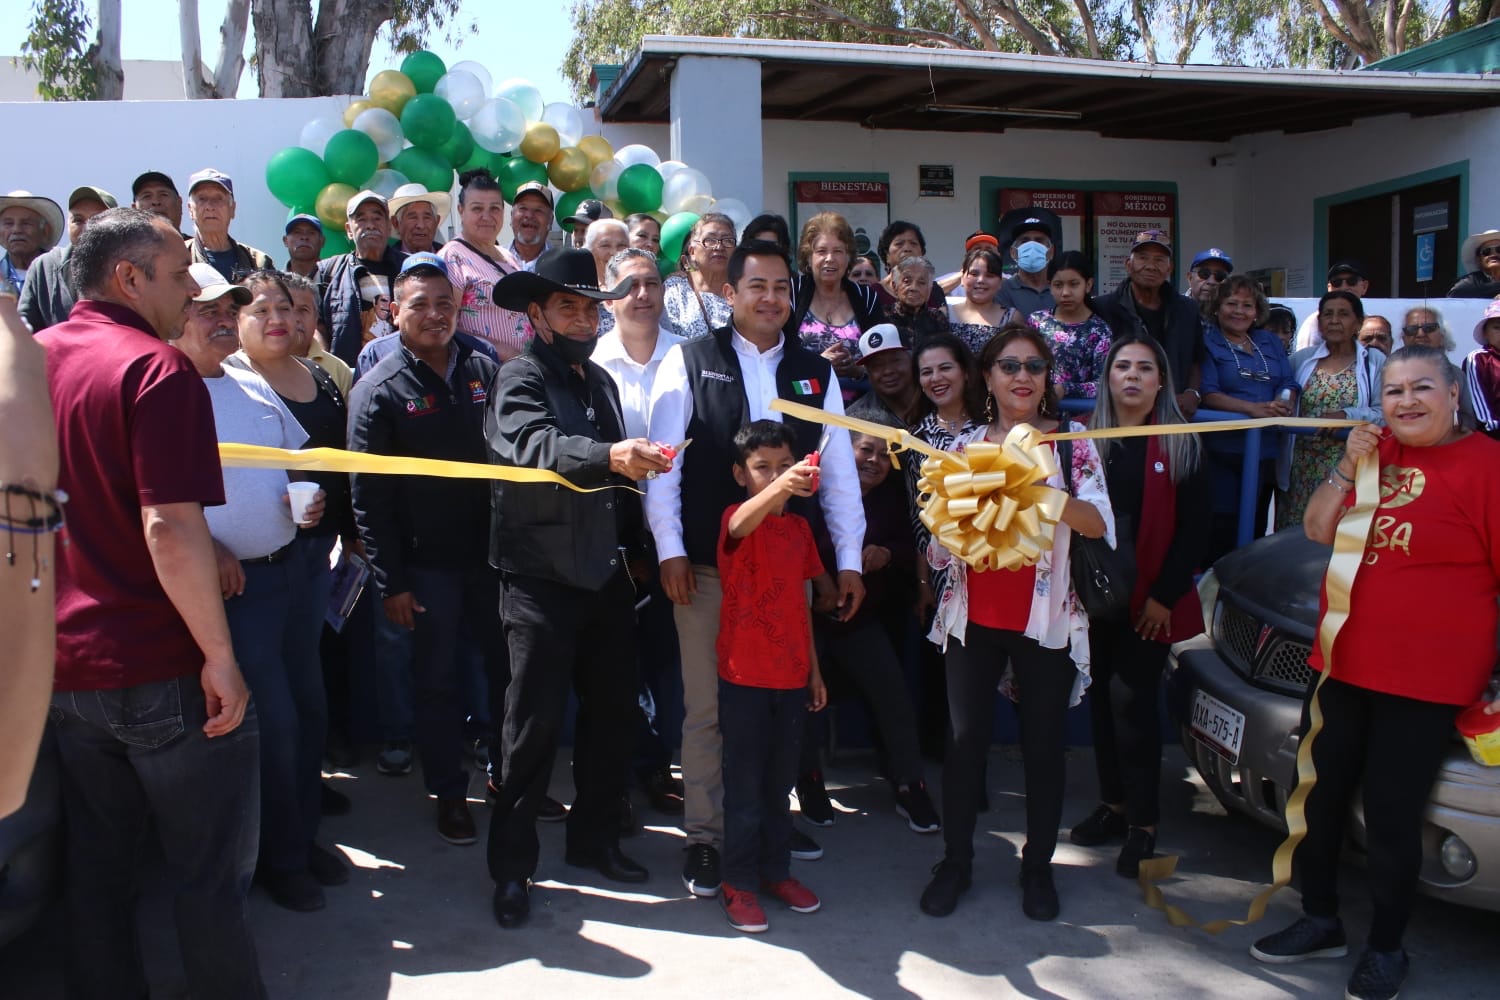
[18,0,98,101]
[384,0,473,55]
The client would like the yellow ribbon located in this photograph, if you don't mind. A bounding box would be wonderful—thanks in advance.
[217,443,634,493]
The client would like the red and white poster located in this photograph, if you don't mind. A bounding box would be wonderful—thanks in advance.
[1093,191,1175,290]
[997,188,1085,254]
[792,179,890,258]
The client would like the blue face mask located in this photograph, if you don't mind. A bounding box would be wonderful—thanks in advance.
[1014,241,1050,274]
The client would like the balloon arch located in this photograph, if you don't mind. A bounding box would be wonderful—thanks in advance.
[264,51,751,271]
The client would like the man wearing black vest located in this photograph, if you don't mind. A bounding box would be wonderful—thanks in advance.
[646,241,867,898]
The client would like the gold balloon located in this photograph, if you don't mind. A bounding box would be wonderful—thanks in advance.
[342,98,373,127]
[576,135,614,168]
[604,199,627,220]
[547,147,591,193]
[368,70,417,117]
[648,210,668,224]
[519,122,561,165]
[315,182,358,230]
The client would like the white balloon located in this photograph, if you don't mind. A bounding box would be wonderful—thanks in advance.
[657,160,688,181]
[299,115,344,158]
[468,97,527,155]
[367,168,410,200]
[680,193,715,216]
[661,167,712,216]
[709,197,752,235]
[449,60,492,98]
[494,78,544,123]
[613,144,661,169]
[434,69,486,121]
[540,102,584,148]
[352,107,405,163]
[589,159,623,202]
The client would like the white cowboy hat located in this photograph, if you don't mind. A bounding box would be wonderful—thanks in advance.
[0,191,65,251]
[387,183,451,224]
[1460,229,1500,273]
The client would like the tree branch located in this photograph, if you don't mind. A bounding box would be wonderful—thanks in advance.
[1072,0,1104,59]
[92,0,123,99]
[1133,0,1158,63]
[1309,0,1372,60]
[181,0,208,98]
[951,0,1003,51]
[776,2,974,49]
[972,0,1064,56]
[211,0,250,98]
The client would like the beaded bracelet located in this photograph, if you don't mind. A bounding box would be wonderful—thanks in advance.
[1323,476,1351,494]
[2,482,68,593]
[1330,465,1355,485]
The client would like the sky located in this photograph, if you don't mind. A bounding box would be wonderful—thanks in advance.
[1,0,575,102]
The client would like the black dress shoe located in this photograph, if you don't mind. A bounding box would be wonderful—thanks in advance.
[257,867,325,912]
[1020,864,1059,921]
[566,843,649,883]
[308,843,350,886]
[492,880,530,928]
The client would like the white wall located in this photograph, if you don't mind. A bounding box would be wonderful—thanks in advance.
[1230,107,1500,295]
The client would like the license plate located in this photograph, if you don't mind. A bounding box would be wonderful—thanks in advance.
[1190,690,1246,764]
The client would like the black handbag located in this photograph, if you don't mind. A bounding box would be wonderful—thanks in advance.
[1058,437,1135,622]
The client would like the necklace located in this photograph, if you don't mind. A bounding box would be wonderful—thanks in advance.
[1222,329,1270,383]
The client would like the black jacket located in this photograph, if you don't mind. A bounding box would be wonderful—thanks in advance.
[784,274,883,338]
[486,335,645,591]
[318,246,408,366]
[346,340,498,597]
[1448,271,1500,299]
[1094,279,1203,392]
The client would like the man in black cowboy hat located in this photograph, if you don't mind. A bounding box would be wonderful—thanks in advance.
[485,247,673,928]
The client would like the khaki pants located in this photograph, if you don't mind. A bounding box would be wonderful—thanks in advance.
[673,565,723,846]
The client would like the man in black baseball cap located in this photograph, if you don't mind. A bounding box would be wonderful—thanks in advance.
[563,199,613,248]
[996,216,1056,316]
[132,171,184,235]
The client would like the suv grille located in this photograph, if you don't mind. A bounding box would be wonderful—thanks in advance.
[1216,601,1317,695]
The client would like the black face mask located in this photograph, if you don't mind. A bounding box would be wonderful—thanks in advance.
[551,331,598,364]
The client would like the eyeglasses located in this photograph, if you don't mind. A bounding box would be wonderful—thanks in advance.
[1194,268,1229,282]
[1478,244,1500,258]
[695,237,737,250]
[1402,322,1439,335]
[1328,275,1363,288]
[993,358,1048,376]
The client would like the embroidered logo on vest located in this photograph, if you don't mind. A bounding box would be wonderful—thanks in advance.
[700,370,736,384]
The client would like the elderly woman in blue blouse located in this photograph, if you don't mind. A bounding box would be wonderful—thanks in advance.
[1197,274,1299,563]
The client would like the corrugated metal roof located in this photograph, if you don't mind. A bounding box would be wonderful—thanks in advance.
[1365,20,1500,74]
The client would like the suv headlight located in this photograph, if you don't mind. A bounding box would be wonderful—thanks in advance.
[1197,569,1220,636]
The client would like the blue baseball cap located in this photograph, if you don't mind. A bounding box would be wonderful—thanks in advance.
[284,213,323,234]
[1191,248,1232,270]
[399,251,449,279]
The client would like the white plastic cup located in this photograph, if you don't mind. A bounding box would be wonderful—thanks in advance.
[287,481,320,526]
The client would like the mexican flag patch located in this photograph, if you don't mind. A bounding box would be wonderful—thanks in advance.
[793,378,822,396]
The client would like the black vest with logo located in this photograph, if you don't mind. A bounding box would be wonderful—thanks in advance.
[679,327,835,566]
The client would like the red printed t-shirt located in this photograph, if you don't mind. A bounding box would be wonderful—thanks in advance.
[38,300,226,692]
[967,564,1036,632]
[1309,432,1500,705]
[716,504,825,689]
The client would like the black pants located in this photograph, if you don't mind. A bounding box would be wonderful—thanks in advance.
[1296,676,1458,951]
[487,570,639,883]
[942,624,1075,869]
[720,679,803,888]
[1087,620,1169,828]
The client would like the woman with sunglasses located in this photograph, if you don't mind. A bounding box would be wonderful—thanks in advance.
[1198,274,1299,560]
[662,212,735,340]
[1449,229,1500,299]
[1276,290,1385,528]
[919,324,1113,924]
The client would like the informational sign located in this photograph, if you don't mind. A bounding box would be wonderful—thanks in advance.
[1412,202,1449,235]
[919,165,954,198]
[1416,232,1436,283]
[790,177,891,258]
[1092,190,1175,290]
[996,187,1084,253]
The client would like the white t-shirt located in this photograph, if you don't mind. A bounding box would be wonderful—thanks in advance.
[202,366,309,560]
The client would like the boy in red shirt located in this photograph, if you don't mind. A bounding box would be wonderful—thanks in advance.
[716,420,831,932]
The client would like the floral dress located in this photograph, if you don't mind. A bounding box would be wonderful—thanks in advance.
[1277,366,1359,529]
[1030,310,1113,399]
[949,308,1023,358]
[662,273,731,341]
[906,412,983,614]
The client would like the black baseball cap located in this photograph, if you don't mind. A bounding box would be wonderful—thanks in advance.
[132,171,178,197]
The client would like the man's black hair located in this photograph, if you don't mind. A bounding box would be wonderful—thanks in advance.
[732,419,798,464]
[68,207,170,299]
[726,239,791,288]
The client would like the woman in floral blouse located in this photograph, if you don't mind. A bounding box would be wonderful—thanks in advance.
[1030,251,1113,403]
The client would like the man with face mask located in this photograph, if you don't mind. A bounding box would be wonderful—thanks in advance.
[995,218,1056,316]
[485,248,672,928]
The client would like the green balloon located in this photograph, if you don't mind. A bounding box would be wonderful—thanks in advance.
[265,146,330,209]
[617,163,664,214]
[554,189,596,231]
[458,141,492,174]
[401,50,447,94]
[401,93,458,150]
[438,120,476,169]
[495,156,548,202]
[389,147,454,194]
[660,211,699,266]
[321,228,353,259]
[322,129,379,187]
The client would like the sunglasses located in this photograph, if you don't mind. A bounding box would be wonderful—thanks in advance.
[993,358,1048,376]
[1478,244,1500,258]
[1328,275,1363,288]
[1402,322,1439,335]
[1194,268,1229,282]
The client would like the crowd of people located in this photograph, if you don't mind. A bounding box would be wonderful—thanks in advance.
[2,167,1499,1000]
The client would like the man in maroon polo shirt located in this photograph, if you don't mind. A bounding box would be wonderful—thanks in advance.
[36,208,266,1000]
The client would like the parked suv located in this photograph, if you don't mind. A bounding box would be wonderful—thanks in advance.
[1165,528,1500,913]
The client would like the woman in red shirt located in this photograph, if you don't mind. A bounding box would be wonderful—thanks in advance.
[1250,346,1500,1000]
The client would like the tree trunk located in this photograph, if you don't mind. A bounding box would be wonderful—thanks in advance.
[313,0,395,96]
[252,0,318,97]
[211,0,250,98]
[92,0,123,99]
[1133,0,1158,63]
[181,0,207,97]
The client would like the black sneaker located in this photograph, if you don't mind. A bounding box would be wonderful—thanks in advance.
[1345,946,1408,1000]
[1019,864,1059,921]
[681,843,722,897]
[1116,827,1157,878]
[795,770,836,826]
[1069,803,1128,846]
[1250,916,1349,964]
[789,829,824,861]
[895,781,941,834]
[376,740,413,776]
[919,859,971,917]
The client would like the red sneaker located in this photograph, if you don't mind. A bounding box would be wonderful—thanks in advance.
[761,877,821,913]
[721,883,769,933]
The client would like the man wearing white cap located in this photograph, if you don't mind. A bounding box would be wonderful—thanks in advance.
[389,183,449,256]
[0,190,63,293]
[316,189,406,366]
[184,168,273,282]
[18,185,117,333]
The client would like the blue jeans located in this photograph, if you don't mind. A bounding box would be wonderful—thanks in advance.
[374,598,415,741]
[719,678,804,889]
[227,549,327,876]
[50,676,265,1000]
